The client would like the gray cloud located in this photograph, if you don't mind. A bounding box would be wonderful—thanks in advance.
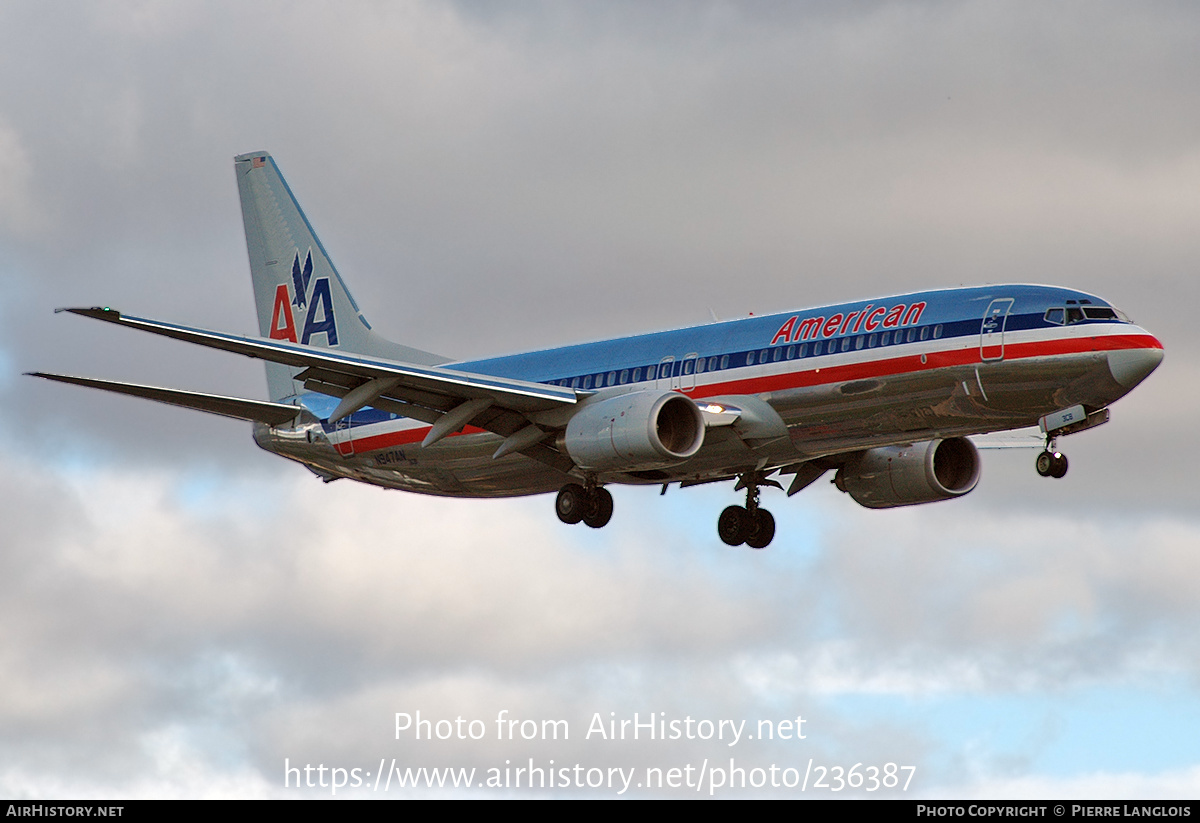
[2,0,1196,798]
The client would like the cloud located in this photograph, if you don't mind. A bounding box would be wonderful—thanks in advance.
[2,440,1196,796]
[944,765,1200,801]
[1,0,1197,799]
[0,121,41,237]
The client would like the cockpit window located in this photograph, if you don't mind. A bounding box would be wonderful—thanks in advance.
[1047,304,1126,325]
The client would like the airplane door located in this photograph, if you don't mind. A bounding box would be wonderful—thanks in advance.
[656,356,675,391]
[335,415,355,456]
[980,298,1014,361]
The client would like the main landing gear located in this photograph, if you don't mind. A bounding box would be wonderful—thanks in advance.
[1036,449,1068,478]
[718,472,779,549]
[556,482,614,529]
[1036,437,1069,479]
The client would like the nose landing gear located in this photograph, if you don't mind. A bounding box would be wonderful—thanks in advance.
[1036,437,1069,479]
[1036,449,1068,478]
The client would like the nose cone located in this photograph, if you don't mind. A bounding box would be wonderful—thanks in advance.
[1108,336,1164,389]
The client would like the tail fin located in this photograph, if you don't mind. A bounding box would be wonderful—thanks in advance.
[234,151,448,401]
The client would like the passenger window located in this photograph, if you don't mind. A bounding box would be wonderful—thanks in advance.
[606,371,616,386]
[855,336,864,350]
[920,327,929,341]
[868,333,877,348]
[933,324,943,338]
[881,331,890,346]
[773,348,782,362]
[786,345,795,360]
[632,367,642,382]
[720,354,729,369]
[583,375,592,389]
[747,352,756,366]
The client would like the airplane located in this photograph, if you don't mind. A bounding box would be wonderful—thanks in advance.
[29,152,1164,549]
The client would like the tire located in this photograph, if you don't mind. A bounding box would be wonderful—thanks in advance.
[1049,452,1068,479]
[718,506,748,546]
[1036,451,1054,477]
[745,508,775,549]
[582,487,614,529]
[556,483,587,524]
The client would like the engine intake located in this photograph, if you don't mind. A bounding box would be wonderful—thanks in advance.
[563,390,705,471]
[835,437,980,509]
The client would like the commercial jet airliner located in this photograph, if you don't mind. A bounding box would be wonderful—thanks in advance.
[30,153,1163,549]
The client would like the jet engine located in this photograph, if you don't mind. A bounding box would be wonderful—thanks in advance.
[562,390,705,471]
[834,437,980,509]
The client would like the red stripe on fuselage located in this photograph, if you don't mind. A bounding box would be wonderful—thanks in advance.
[333,330,1161,456]
[334,424,486,456]
[685,331,1161,398]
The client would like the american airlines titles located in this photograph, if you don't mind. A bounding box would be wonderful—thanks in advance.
[769,301,926,346]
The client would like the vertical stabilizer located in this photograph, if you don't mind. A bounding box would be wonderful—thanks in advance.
[234,152,448,401]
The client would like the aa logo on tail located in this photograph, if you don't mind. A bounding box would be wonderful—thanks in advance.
[291,250,313,309]
[268,250,339,346]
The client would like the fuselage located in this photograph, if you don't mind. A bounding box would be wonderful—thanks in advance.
[257,283,1162,497]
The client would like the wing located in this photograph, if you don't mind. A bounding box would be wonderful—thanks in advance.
[55,307,582,470]
[26,372,303,426]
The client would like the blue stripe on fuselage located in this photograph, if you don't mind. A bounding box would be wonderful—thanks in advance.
[317,284,1128,433]
[450,284,1121,385]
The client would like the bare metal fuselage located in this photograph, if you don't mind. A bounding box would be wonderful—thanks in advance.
[255,303,1160,498]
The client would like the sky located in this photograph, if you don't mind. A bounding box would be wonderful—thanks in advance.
[1,0,1198,799]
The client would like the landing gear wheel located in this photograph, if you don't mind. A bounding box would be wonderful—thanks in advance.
[1036,451,1068,479]
[582,487,614,529]
[556,483,587,524]
[1036,451,1053,477]
[718,506,748,546]
[744,508,775,549]
[1049,452,1068,478]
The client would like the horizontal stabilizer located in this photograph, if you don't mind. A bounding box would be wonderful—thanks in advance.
[27,372,302,426]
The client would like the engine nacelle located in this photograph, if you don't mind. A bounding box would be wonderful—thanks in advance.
[835,437,980,509]
[563,390,705,472]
